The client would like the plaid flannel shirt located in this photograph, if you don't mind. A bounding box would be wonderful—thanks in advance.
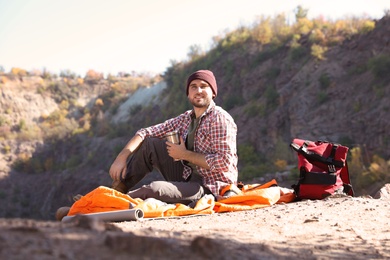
[135,101,238,196]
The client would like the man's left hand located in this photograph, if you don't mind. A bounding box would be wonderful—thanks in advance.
[166,136,186,161]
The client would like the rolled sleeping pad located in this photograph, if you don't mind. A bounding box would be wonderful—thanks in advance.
[61,208,144,223]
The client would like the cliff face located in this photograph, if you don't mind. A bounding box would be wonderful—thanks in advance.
[0,16,389,220]
[281,17,390,155]
[221,16,390,159]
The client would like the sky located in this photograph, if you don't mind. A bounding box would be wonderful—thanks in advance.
[0,0,389,77]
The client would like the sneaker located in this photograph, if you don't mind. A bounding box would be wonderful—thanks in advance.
[112,180,128,193]
[55,206,70,221]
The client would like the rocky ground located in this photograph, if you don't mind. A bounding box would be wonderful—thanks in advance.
[0,184,389,260]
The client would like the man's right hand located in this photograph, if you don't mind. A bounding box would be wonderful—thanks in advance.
[109,134,142,180]
[109,156,127,180]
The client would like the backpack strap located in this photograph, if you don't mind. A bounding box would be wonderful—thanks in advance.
[340,161,355,196]
[327,144,338,173]
[290,141,344,169]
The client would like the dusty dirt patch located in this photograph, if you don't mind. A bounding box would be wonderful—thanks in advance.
[1,193,389,259]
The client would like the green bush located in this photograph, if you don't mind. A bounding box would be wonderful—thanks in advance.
[265,67,281,80]
[0,116,7,127]
[0,190,7,199]
[252,44,282,66]
[318,73,331,89]
[237,144,259,165]
[220,27,251,49]
[46,82,79,103]
[237,143,276,181]
[317,91,328,104]
[311,44,328,60]
[244,102,266,117]
[130,104,143,115]
[349,64,367,75]
[265,85,279,109]
[65,155,82,169]
[289,45,307,62]
[270,138,293,163]
[359,20,375,34]
[223,94,245,111]
[238,163,270,181]
[287,167,300,181]
[338,136,355,148]
[368,55,390,78]
[2,145,11,154]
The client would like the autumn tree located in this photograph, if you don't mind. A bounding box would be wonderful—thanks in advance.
[252,16,273,44]
[85,69,104,83]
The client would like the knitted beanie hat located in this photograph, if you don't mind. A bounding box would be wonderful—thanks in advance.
[186,70,218,98]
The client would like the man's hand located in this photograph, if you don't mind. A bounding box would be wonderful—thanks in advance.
[109,135,143,180]
[166,136,186,161]
[109,155,127,180]
[166,136,211,170]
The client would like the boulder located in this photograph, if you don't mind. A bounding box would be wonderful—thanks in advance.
[374,183,390,200]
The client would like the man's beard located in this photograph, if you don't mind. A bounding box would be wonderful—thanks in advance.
[189,95,211,108]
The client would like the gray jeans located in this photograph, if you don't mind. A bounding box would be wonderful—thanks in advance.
[122,137,212,205]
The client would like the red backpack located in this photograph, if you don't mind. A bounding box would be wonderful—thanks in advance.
[290,139,354,200]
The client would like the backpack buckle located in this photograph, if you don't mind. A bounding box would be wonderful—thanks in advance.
[328,164,336,173]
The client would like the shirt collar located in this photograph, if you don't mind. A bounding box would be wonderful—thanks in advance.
[189,100,215,119]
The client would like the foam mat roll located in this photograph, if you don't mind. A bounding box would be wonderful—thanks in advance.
[62,208,144,223]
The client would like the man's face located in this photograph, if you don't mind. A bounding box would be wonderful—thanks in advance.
[187,79,214,108]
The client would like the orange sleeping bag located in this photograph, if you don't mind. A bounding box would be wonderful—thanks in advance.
[67,179,295,219]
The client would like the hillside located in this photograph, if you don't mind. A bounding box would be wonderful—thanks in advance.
[0,15,389,221]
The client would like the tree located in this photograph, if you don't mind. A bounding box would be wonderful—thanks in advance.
[271,13,291,43]
[60,69,77,79]
[85,69,103,83]
[295,5,308,20]
[11,67,27,77]
[253,16,273,44]
[187,44,203,60]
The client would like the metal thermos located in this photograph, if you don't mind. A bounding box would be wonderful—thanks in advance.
[165,131,180,144]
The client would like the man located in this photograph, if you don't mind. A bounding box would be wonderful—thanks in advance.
[109,69,238,205]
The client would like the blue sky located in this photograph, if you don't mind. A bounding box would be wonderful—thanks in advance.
[0,0,389,76]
